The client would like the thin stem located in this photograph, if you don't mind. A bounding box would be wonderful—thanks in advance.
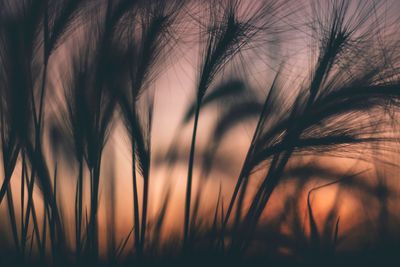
[140,171,149,255]
[131,141,141,256]
[75,159,83,261]
[6,186,20,255]
[183,100,201,250]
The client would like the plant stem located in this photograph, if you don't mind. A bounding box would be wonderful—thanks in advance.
[183,100,201,250]
[131,141,141,256]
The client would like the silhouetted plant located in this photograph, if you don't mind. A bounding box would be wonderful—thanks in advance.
[1,1,400,267]
[184,0,289,248]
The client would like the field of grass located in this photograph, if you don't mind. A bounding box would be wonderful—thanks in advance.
[1,0,400,266]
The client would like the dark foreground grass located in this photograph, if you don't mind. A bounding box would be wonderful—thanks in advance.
[1,0,400,266]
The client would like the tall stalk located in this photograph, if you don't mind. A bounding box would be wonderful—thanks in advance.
[75,158,83,261]
[183,0,273,246]
[131,140,140,254]
[223,74,279,229]
[184,100,200,247]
